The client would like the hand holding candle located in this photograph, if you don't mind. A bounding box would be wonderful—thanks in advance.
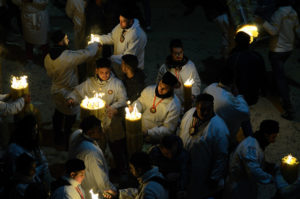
[183,76,194,112]
[88,34,101,45]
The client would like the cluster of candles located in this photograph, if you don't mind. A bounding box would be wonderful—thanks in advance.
[11,75,28,90]
[88,34,101,45]
[80,93,105,110]
[125,102,142,121]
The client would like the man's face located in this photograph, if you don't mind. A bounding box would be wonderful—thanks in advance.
[158,81,171,96]
[129,163,138,178]
[119,15,133,29]
[121,60,128,73]
[71,170,85,184]
[265,133,278,144]
[160,145,177,159]
[63,35,69,46]
[171,47,184,62]
[196,101,214,121]
[88,125,102,140]
[96,67,110,81]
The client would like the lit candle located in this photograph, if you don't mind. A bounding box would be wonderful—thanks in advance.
[183,77,194,112]
[125,103,143,158]
[80,93,106,122]
[10,75,29,99]
[88,34,100,45]
[281,154,299,184]
[89,189,99,199]
[236,24,259,44]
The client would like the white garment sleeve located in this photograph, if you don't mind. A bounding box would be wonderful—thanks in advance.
[190,66,201,96]
[242,146,273,184]
[0,94,8,101]
[70,43,99,66]
[110,81,127,109]
[263,9,282,36]
[156,65,168,84]
[0,98,25,116]
[234,95,250,120]
[98,27,116,45]
[65,0,74,19]
[147,102,181,141]
[68,80,89,104]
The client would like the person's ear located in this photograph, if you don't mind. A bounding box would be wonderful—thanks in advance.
[70,172,76,178]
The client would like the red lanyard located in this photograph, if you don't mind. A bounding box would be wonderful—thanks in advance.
[175,70,179,79]
[75,186,85,199]
[150,95,164,113]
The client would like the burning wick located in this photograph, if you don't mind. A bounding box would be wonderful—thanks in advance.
[88,34,100,44]
[80,93,105,110]
[127,100,131,106]
[125,103,141,121]
[89,189,99,199]
[184,76,194,87]
[11,75,28,89]
[236,25,259,44]
[283,154,298,165]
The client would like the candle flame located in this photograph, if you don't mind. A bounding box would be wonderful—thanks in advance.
[80,93,105,110]
[89,189,99,199]
[127,100,131,105]
[125,103,141,121]
[282,154,299,165]
[88,34,100,44]
[11,75,28,89]
[236,25,259,44]
[184,77,194,86]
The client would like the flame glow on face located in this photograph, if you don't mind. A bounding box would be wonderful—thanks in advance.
[88,34,100,45]
[89,189,99,199]
[236,25,259,44]
[125,103,141,121]
[184,76,194,87]
[80,93,105,110]
[11,75,28,89]
[282,154,299,165]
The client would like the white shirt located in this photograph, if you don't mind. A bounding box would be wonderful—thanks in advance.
[0,94,24,121]
[52,177,85,199]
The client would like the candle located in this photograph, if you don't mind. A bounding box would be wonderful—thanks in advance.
[183,77,194,112]
[10,75,29,100]
[88,34,100,45]
[80,93,106,122]
[281,154,299,184]
[236,24,259,44]
[89,189,99,199]
[125,103,143,158]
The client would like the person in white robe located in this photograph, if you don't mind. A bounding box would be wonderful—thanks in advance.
[179,93,230,199]
[224,120,279,199]
[69,115,117,199]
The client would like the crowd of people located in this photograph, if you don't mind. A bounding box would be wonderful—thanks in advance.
[1,0,300,199]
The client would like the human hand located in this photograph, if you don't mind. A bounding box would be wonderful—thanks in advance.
[128,105,133,113]
[23,94,31,104]
[67,98,74,107]
[103,190,118,199]
[106,106,118,119]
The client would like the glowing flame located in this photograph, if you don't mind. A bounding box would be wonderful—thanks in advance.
[127,100,131,105]
[184,77,194,87]
[89,189,99,199]
[236,25,259,43]
[88,34,100,44]
[282,154,299,165]
[11,75,28,89]
[125,103,141,121]
[80,93,105,110]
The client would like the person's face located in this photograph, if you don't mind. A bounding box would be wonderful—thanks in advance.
[129,163,139,178]
[96,67,111,81]
[28,162,36,177]
[71,170,85,184]
[87,125,102,140]
[119,15,133,29]
[196,101,214,121]
[63,35,69,46]
[158,81,171,96]
[160,145,177,159]
[171,47,184,62]
[121,60,128,73]
[265,133,278,144]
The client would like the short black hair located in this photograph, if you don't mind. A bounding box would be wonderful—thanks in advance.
[259,120,279,135]
[65,159,85,175]
[195,93,214,105]
[119,7,135,20]
[130,152,152,174]
[122,54,139,71]
[161,134,179,150]
[169,39,183,51]
[80,115,101,134]
[235,31,251,48]
[96,58,111,69]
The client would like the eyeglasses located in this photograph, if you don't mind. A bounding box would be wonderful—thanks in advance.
[120,30,126,43]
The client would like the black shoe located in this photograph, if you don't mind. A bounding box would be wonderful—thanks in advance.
[281,111,295,121]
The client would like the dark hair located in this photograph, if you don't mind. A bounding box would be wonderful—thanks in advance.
[235,31,250,48]
[51,30,65,44]
[169,39,183,51]
[80,115,101,134]
[122,54,139,72]
[16,153,35,175]
[24,183,49,199]
[259,120,279,134]
[119,7,135,20]
[195,93,214,104]
[277,0,292,6]
[161,135,179,150]
[130,152,152,174]
[96,58,111,69]
[219,67,235,86]
[65,159,85,175]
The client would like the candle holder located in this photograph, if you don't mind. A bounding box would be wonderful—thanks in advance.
[281,154,299,184]
[80,93,106,122]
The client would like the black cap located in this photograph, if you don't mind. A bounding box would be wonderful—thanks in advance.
[196,93,214,103]
[65,159,85,174]
[51,30,65,43]
[120,8,135,20]
[122,54,138,71]
[259,120,279,134]
[162,71,178,87]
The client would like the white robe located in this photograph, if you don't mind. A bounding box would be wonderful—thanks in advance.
[179,108,230,198]
[69,130,116,199]
[52,176,86,199]
[204,83,250,144]
[0,94,25,120]
[68,75,127,141]
[225,136,273,199]
[96,19,147,69]
[44,43,99,115]
[156,60,201,103]
[133,85,181,144]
